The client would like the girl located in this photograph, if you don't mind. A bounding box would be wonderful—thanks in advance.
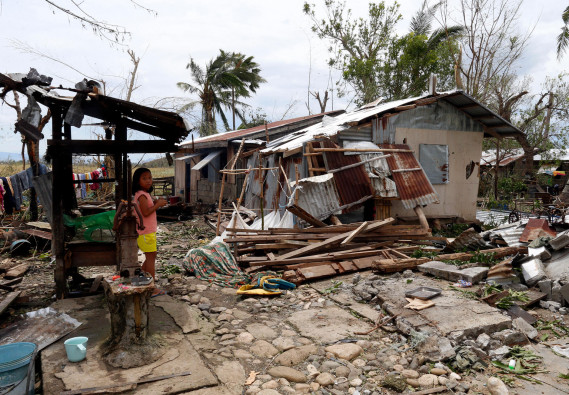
[132,167,167,297]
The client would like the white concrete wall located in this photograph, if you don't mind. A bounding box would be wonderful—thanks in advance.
[390,127,484,221]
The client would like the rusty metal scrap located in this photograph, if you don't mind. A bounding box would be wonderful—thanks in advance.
[383,144,439,209]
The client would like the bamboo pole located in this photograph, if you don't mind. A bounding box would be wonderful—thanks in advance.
[236,166,251,211]
[328,154,390,174]
[279,157,292,195]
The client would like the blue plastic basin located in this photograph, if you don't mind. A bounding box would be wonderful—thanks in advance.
[0,342,37,392]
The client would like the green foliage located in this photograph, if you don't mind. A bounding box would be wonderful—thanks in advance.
[495,290,530,310]
[323,280,342,294]
[378,31,459,100]
[238,107,270,130]
[303,1,462,105]
[481,284,501,298]
[536,319,569,338]
[492,346,546,376]
[433,223,469,238]
[449,285,478,300]
[304,0,401,104]
[157,264,182,276]
[410,249,439,259]
[443,251,498,267]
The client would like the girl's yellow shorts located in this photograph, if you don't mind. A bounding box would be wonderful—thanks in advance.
[137,233,157,253]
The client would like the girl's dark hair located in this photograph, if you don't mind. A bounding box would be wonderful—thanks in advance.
[132,167,153,194]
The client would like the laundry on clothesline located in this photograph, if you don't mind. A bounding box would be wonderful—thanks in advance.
[1,164,48,214]
[72,165,108,199]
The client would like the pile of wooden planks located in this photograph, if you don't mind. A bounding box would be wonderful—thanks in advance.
[0,259,26,315]
[223,217,443,284]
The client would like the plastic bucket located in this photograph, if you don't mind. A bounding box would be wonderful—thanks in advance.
[64,337,88,362]
[0,342,37,394]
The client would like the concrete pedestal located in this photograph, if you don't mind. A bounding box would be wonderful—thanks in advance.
[102,277,161,368]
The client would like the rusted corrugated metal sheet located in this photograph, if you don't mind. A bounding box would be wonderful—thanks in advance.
[383,144,439,209]
[320,140,372,210]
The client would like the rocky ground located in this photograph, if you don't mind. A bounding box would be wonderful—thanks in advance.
[2,218,569,394]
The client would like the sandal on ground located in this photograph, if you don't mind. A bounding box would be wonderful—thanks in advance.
[151,289,167,298]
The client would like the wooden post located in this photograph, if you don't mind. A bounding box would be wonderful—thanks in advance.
[294,164,300,206]
[414,205,429,231]
[51,108,66,299]
[259,154,264,230]
[494,137,500,200]
[236,166,251,211]
[279,157,292,195]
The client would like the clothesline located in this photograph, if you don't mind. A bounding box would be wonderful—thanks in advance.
[72,166,108,199]
[0,164,49,215]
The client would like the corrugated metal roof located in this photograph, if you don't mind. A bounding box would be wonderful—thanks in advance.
[481,149,525,167]
[289,173,341,220]
[192,150,223,171]
[262,90,523,154]
[481,149,569,167]
[320,140,372,209]
[1,72,190,143]
[383,144,439,209]
[180,111,343,146]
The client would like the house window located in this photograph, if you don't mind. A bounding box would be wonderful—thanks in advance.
[419,144,449,184]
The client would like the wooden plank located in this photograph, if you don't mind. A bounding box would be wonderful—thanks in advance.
[254,242,310,250]
[277,218,395,260]
[282,261,337,270]
[5,263,29,279]
[286,204,327,227]
[246,249,389,266]
[0,260,19,273]
[89,275,104,293]
[0,277,23,292]
[21,228,52,240]
[341,221,368,245]
[371,258,430,273]
[283,146,302,158]
[0,291,21,315]
[298,265,337,280]
[328,155,390,174]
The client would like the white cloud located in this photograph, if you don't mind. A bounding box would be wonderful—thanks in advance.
[0,0,566,156]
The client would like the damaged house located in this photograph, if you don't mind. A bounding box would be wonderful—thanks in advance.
[239,90,522,225]
[174,111,343,204]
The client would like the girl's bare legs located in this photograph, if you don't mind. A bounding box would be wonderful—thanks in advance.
[142,251,160,295]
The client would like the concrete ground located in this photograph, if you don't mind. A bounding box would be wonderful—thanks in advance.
[40,272,569,394]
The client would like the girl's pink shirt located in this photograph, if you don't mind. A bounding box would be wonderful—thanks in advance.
[134,190,157,235]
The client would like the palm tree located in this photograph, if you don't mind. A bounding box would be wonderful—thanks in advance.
[409,1,464,49]
[228,52,266,130]
[558,6,569,59]
[177,50,265,136]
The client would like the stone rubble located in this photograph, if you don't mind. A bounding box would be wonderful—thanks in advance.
[153,267,546,395]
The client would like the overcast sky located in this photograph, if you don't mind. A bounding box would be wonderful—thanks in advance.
[0,0,567,159]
